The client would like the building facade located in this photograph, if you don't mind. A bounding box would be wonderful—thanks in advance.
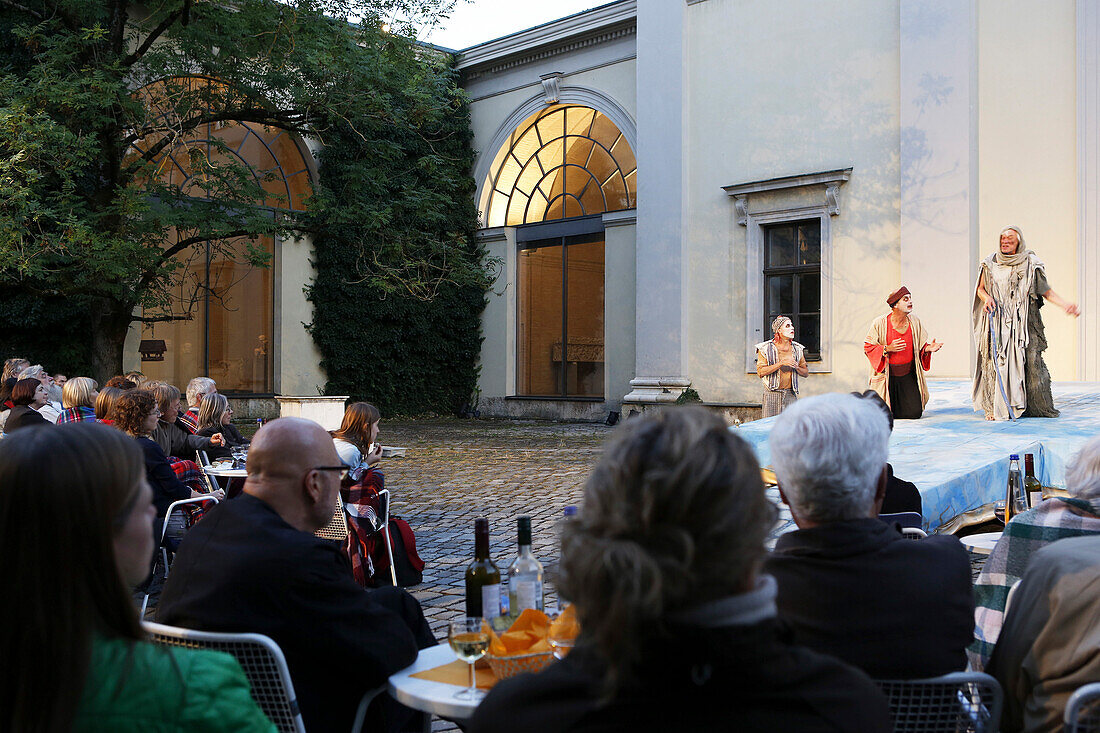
[461,0,1098,419]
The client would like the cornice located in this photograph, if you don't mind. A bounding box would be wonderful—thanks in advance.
[723,168,854,225]
[457,0,636,75]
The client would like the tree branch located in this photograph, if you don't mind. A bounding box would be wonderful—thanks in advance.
[122,0,191,67]
[0,0,43,19]
[160,229,253,262]
[133,313,193,323]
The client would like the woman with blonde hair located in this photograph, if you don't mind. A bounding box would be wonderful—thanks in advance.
[196,392,246,459]
[471,406,890,733]
[58,377,100,424]
[0,422,273,731]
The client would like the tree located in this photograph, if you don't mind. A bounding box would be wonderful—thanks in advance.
[0,0,484,380]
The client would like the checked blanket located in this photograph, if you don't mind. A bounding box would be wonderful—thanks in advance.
[342,467,387,587]
[968,496,1100,670]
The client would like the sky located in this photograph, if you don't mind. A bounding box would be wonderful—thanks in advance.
[421,0,602,51]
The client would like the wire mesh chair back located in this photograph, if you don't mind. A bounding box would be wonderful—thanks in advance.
[143,621,306,733]
[1066,682,1100,732]
[902,527,929,540]
[315,495,348,541]
[877,672,1003,733]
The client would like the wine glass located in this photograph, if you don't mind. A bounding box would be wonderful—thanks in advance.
[547,607,577,660]
[231,445,247,468]
[448,617,490,700]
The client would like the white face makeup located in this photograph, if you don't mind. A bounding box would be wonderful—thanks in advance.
[1000,230,1020,254]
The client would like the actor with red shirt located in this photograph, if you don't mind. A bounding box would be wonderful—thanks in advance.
[864,287,943,419]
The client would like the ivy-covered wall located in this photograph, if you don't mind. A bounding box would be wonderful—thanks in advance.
[306,46,487,416]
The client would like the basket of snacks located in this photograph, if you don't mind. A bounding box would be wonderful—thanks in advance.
[485,609,555,680]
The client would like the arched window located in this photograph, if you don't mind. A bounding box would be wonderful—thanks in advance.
[128,76,313,394]
[480,104,636,228]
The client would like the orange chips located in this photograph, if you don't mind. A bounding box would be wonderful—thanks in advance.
[489,609,553,656]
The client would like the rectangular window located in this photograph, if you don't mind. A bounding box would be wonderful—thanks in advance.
[517,231,605,397]
[138,234,274,394]
[763,220,821,359]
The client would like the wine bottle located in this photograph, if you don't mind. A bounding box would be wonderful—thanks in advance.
[508,516,544,616]
[1024,453,1043,508]
[465,518,502,622]
[1004,454,1027,523]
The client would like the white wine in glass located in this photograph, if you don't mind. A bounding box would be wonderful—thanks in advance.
[449,617,490,700]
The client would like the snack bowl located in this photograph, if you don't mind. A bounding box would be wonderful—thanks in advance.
[485,650,554,679]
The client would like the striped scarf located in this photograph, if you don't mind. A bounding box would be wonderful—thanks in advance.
[756,340,805,393]
[341,468,387,587]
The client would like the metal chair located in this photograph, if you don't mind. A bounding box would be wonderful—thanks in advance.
[196,449,224,494]
[143,621,385,733]
[902,527,929,540]
[315,493,348,542]
[140,495,219,617]
[876,671,1003,732]
[879,511,924,530]
[1065,681,1100,732]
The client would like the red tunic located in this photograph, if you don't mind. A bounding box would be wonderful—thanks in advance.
[864,317,932,374]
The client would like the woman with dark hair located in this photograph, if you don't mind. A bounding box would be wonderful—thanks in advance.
[470,406,891,733]
[113,390,222,521]
[0,422,274,731]
[3,378,51,434]
[196,393,246,460]
[332,401,383,473]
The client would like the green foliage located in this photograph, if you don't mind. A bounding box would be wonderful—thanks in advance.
[675,388,702,405]
[306,49,487,416]
[0,0,460,378]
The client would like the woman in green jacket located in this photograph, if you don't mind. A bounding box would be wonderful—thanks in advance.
[0,421,275,732]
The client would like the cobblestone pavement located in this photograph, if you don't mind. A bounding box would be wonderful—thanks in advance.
[379,418,611,731]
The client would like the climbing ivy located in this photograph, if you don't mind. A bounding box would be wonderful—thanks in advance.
[306,43,488,416]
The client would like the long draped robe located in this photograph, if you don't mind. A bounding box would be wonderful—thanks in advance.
[864,314,932,411]
[970,250,1057,419]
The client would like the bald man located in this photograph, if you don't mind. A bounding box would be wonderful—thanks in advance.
[158,417,436,733]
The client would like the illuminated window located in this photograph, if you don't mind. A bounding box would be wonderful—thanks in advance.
[127,77,313,394]
[480,105,636,227]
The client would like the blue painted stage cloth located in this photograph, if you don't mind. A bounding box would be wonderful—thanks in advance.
[733,379,1100,533]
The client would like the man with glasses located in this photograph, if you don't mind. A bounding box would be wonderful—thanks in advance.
[158,417,436,733]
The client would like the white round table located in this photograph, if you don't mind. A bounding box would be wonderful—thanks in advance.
[203,464,247,479]
[388,644,482,721]
[960,531,1003,556]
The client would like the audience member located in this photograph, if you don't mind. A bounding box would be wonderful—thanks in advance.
[147,382,221,460]
[0,422,274,732]
[970,435,1100,670]
[181,376,217,433]
[112,390,220,523]
[94,385,125,423]
[0,377,18,432]
[195,393,245,459]
[104,375,137,390]
[3,378,51,434]
[333,401,383,474]
[58,377,100,424]
[854,390,922,515]
[2,357,28,384]
[987,535,1100,733]
[764,393,973,679]
[157,417,436,733]
[52,372,67,387]
[18,364,62,422]
[124,370,148,388]
[471,406,891,733]
[0,358,26,409]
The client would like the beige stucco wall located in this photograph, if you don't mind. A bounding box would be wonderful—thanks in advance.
[276,233,326,395]
[977,0,1078,379]
[684,0,902,402]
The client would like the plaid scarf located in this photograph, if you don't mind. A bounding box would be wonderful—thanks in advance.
[969,497,1100,670]
[341,468,386,587]
[178,409,199,434]
[57,406,96,424]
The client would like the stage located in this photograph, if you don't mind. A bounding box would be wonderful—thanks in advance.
[733,379,1100,533]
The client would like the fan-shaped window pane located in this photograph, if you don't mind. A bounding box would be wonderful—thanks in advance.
[482,105,635,226]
